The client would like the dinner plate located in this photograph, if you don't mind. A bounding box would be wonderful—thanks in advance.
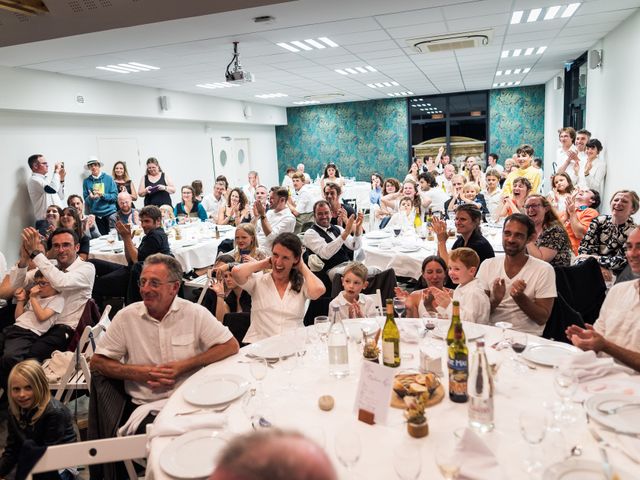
[584,393,640,435]
[343,318,380,338]
[397,245,421,253]
[160,429,229,479]
[183,374,249,407]
[522,343,579,367]
[365,230,391,240]
[245,335,299,360]
[431,321,483,342]
[543,458,634,480]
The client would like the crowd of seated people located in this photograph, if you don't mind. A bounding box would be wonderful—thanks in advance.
[0,130,636,479]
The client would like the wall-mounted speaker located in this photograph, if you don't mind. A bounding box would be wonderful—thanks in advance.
[159,95,170,111]
[588,49,603,70]
[554,76,563,90]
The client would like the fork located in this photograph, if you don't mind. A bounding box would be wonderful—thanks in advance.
[174,403,231,416]
[597,402,640,415]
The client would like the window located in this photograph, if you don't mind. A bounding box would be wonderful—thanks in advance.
[564,52,587,130]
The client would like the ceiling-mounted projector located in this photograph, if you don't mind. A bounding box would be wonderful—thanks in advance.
[225,41,254,84]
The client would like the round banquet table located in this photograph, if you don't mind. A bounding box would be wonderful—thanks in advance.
[361,225,504,280]
[146,319,639,480]
[89,223,235,273]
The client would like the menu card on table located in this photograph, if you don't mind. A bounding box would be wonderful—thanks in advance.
[353,361,395,425]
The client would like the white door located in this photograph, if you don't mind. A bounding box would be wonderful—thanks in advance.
[234,138,251,186]
[212,137,234,183]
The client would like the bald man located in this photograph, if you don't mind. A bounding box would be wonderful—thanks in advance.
[209,430,337,480]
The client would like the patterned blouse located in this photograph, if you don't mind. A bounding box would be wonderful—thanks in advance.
[536,223,572,267]
[578,215,636,274]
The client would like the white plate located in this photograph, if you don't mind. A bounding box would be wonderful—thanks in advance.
[543,458,634,480]
[214,224,234,232]
[398,245,421,253]
[343,318,381,338]
[431,321,483,342]
[365,230,391,240]
[584,393,640,435]
[183,374,249,407]
[245,335,299,360]
[160,429,228,479]
[522,343,579,367]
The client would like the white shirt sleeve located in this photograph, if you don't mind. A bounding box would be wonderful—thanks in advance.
[303,227,346,260]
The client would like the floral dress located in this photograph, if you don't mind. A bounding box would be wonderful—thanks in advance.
[536,223,572,267]
[578,216,636,274]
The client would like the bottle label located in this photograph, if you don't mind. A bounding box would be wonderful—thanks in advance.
[469,397,494,423]
[382,341,396,364]
[448,358,468,396]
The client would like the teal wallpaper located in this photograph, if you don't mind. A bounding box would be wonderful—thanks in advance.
[276,99,408,182]
[489,85,545,163]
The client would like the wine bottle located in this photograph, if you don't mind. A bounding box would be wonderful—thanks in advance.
[448,301,468,403]
[382,299,401,367]
[468,338,494,432]
[446,301,466,346]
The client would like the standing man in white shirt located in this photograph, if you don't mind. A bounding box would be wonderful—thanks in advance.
[296,163,312,184]
[242,171,259,205]
[477,213,556,335]
[202,175,228,220]
[288,172,316,233]
[252,187,295,252]
[558,128,591,186]
[27,154,66,223]
[485,153,504,176]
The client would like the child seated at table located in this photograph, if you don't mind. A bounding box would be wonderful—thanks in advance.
[0,269,64,387]
[328,262,379,320]
[427,248,490,324]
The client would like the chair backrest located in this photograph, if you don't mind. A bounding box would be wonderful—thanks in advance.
[27,434,147,480]
[543,294,585,344]
[330,269,397,301]
[363,289,383,313]
[67,299,101,352]
[554,257,606,325]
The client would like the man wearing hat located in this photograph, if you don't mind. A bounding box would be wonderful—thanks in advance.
[82,156,118,235]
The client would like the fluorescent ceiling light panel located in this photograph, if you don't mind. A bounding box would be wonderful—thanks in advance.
[527,8,542,22]
[129,62,159,70]
[501,50,509,58]
[318,37,339,48]
[561,3,580,18]
[505,69,512,75]
[512,49,522,57]
[255,93,288,98]
[335,69,348,75]
[277,42,299,52]
[536,46,547,54]
[291,41,313,51]
[196,82,239,89]
[544,5,561,20]
[293,100,320,105]
[115,64,144,72]
[304,39,326,49]
[511,11,523,24]
[345,68,358,74]
[514,68,521,74]
[98,62,160,74]
[524,48,534,56]
[523,67,531,73]
[97,66,130,73]
[515,81,521,85]
[337,66,377,76]
[365,66,377,72]
[496,71,503,76]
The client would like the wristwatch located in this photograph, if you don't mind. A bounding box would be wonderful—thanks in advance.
[29,250,41,259]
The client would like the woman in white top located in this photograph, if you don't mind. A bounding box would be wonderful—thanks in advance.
[404,162,420,183]
[319,163,344,190]
[231,233,325,343]
[388,196,416,231]
[482,169,502,221]
[580,138,606,195]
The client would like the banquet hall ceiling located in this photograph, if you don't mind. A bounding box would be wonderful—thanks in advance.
[0,0,638,106]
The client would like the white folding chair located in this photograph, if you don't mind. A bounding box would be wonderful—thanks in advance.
[26,434,147,480]
[46,305,111,403]
[364,288,383,314]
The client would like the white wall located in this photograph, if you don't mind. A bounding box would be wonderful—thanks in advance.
[543,75,564,191]
[0,67,286,260]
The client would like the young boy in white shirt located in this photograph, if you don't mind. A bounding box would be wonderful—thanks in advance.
[429,248,490,324]
[329,262,379,320]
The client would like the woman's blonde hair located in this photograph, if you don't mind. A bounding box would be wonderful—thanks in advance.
[8,360,51,424]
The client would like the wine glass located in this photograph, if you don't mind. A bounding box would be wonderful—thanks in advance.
[507,330,528,371]
[494,321,513,350]
[393,443,422,480]
[334,429,361,474]
[393,296,406,319]
[519,408,549,474]
[434,439,461,479]
[248,358,268,398]
[314,316,330,343]
[553,366,578,422]
[393,227,402,238]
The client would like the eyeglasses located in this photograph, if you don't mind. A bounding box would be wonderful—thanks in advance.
[138,278,178,288]
[525,204,542,210]
[35,281,50,287]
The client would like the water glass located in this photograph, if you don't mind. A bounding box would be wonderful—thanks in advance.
[393,442,422,480]
[494,321,513,350]
[393,296,406,319]
[314,316,330,343]
[248,358,268,397]
[335,429,361,473]
[519,408,549,474]
[553,366,578,421]
[434,439,461,479]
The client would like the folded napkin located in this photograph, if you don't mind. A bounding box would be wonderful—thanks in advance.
[118,398,167,437]
[456,428,503,480]
[560,351,635,383]
[149,412,228,439]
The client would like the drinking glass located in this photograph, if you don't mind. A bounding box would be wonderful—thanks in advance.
[519,408,549,474]
[314,316,330,343]
[280,348,297,391]
[434,439,461,479]
[507,330,528,371]
[335,429,361,474]
[553,366,578,422]
[393,443,422,480]
[393,296,406,319]
[248,358,268,398]
[494,321,513,350]
[393,227,402,238]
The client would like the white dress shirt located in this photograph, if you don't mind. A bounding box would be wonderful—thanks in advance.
[201,193,224,219]
[430,279,490,324]
[9,255,95,329]
[95,297,233,404]
[27,172,65,220]
[291,185,315,214]
[328,292,378,321]
[303,224,362,261]
[594,280,640,351]
[256,208,296,252]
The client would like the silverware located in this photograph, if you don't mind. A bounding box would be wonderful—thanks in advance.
[589,427,613,480]
[515,357,537,370]
[597,402,640,415]
[174,403,231,416]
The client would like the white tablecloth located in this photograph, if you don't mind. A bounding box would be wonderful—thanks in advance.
[361,227,503,279]
[146,319,639,480]
[89,223,235,272]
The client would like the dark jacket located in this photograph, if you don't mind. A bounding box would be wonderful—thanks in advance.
[0,398,76,477]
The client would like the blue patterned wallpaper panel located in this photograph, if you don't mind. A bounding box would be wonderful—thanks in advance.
[489,85,545,162]
[276,99,409,182]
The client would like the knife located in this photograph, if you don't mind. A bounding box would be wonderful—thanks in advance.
[589,427,613,480]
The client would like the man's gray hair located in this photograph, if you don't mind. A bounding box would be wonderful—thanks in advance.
[143,254,183,283]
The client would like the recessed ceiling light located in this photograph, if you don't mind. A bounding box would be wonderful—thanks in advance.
[387,91,414,97]
[196,83,239,89]
[293,100,320,105]
[277,37,339,52]
[561,3,580,17]
[507,81,514,86]
[334,65,377,76]
[524,47,534,56]
[335,69,348,75]
[511,11,523,24]
[255,93,288,99]
[277,42,300,53]
[536,46,547,54]
[527,8,542,22]
[318,37,339,48]
[304,39,326,49]
[505,69,512,75]
[96,62,160,74]
[501,50,509,58]
[502,46,547,58]
[544,5,561,20]
[291,41,313,51]
[523,67,531,73]
[515,81,521,85]
[345,68,358,74]
[493,83,499,87]
[496,71,503,76]
[512,49,522,57]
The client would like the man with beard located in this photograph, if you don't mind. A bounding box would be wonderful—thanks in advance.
[477,213,556,335]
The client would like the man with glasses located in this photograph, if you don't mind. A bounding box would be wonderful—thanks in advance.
[91,253,239,433]
[9,227,95,359]
[26,153,66,224]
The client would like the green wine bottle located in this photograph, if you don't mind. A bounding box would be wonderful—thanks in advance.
[382,299,401,367]
[448,301,469,403]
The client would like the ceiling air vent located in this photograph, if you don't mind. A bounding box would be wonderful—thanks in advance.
[407,29,493,53]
